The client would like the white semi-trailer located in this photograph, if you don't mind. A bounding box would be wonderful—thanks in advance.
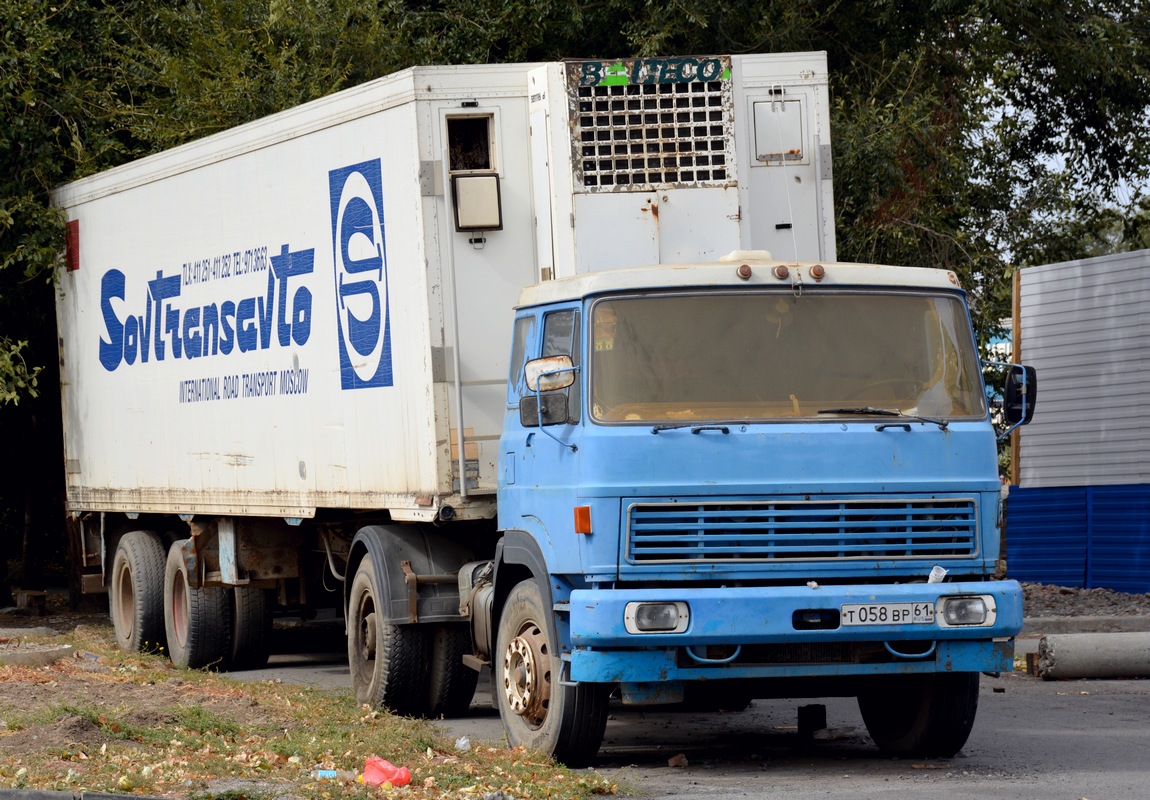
[54,54,1030,765]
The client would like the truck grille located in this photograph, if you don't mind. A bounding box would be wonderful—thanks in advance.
[567,57,735,192]
[626,499,978,563]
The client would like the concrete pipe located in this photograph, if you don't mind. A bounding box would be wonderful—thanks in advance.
[1038,632,1150,680]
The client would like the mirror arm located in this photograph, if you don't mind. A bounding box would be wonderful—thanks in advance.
[997,415,1027,443]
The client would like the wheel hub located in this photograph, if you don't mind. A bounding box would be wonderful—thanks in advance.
[359,610,377,662]
[502,623,550,726]
[114,563,135,640]
[170,569,188,648]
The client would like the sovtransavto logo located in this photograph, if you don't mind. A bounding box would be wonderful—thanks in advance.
[329,159,393,389]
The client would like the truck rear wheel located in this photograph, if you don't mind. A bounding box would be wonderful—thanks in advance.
[229,587,273,670]
[857,672,980,757]
[427,623,479,718]
[495,580,608,767]
[163,544,231,669]
[347,554,428,716]
[110,531,167,654]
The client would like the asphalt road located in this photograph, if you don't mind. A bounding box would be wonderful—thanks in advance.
[242,626,1150,800]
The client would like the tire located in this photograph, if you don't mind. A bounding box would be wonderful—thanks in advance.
[347,555,428,716]
[229,587,274,670]
[109,531,167,654]
[427,623,479,718]
[163,544,232,670]
[495,581,609,767]
[857,672,980,758]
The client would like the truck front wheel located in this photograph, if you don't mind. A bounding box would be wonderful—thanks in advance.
[163,544,231,669]
[110,531,167,654]
[495,581,608,767]
[857,672,979,758]
[347,555,427,716]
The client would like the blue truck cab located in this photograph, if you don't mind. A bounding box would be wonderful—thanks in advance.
[492,254,1031,765]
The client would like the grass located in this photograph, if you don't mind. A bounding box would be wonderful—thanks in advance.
[0,623,618,799]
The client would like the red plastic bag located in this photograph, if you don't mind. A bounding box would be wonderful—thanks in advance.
[362,756,412,787]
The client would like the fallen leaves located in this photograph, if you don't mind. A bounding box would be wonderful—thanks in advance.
[0,624,619,800]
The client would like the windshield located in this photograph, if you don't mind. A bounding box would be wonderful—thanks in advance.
[590,290,986,423]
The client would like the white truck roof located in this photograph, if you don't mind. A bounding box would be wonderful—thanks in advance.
[517,254,963,308]
[53,63,542,208]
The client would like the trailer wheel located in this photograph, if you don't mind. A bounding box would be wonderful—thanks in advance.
[347,555,428,716]
[495,580,608,767]
[427,623,479,718]
[163,544,231,669]
[110,531,167,654]
[857,672,980,757]
[228,587,273,670]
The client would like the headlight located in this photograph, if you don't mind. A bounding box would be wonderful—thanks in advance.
[937,595,997,627]
[624,601,689,634]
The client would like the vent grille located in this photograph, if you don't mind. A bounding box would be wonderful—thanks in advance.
[567,58,735,192]
[627,499,978,563]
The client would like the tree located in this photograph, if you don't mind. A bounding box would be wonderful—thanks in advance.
[1,0,1147,593]
[0,0,120,595]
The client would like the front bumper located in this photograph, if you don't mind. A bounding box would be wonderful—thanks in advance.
[567,580,1022,683]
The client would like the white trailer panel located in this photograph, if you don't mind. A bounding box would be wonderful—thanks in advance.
[55,65,539,519]
[527,52,834,279]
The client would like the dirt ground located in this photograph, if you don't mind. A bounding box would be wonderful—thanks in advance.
[3,580,1149,786]
[0,612,274,765]
[0,654,270,757]
[0,604,620,800]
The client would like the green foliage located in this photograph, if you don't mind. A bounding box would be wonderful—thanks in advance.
[986,2,1150,194]
[1,0,119,414]
[102,0,410,148]
[0,0,1148,577]
[3,0,1149,400]
[0,338,40,405]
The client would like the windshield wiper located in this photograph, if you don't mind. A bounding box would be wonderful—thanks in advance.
[817,407,949,431]
[651,423,733,435]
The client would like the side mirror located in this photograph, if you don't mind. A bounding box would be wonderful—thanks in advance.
[521,355,578,444]
[1003,365,1037,426]
[525,355,575,392]
[520,393,570,427]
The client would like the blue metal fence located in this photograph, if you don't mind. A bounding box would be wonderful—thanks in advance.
[1006,484,1150,593]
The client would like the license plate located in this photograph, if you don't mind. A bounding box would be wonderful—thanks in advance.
[840,602,935,626]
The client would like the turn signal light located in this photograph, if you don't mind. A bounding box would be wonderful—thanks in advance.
[574,505,592,534]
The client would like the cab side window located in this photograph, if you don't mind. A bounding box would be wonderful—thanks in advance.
[541,309,581,422]
[508,315,535,404]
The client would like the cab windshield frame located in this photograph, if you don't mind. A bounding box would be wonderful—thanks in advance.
[587,288,988,425]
